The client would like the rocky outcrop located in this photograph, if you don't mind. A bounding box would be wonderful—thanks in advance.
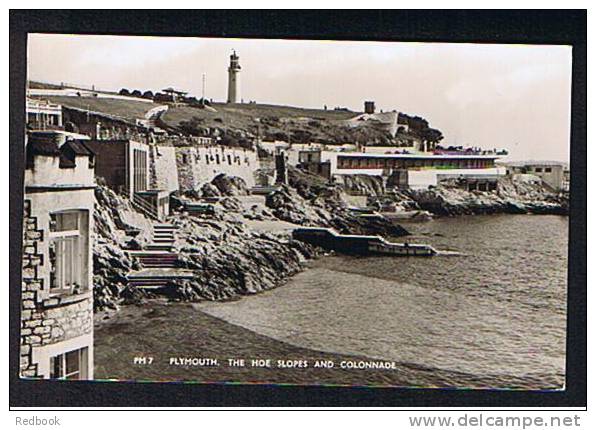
[93,178,320,309]
[265,186,330,225]
[405,178,568,216]
[92,170,413,310]
[267,167,410,236]
[170,216,318,301]
[339,174,385,197]
[210,173,250,196]
[93,186,145,310]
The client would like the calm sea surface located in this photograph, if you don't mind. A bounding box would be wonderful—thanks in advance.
[198,215,568,388]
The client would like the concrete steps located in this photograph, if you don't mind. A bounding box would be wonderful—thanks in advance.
[126,268,194,290]
[146,224,176,251]
[128,251,179,268]
[126,223,192,290]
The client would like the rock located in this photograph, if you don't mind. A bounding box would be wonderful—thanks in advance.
[200,182,221,198]
[211,174,249,196]
[405,177,568,216]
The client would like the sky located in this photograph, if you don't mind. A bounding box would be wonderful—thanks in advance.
[27,34,572,162]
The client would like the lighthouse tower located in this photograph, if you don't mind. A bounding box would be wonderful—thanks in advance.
[227,50,241,104]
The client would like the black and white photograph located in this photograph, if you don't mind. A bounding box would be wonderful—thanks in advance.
[10,10,586,412]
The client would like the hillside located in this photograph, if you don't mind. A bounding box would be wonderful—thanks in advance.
[32,95,155,122]
[29,83,436,145]
[162,102,399,145]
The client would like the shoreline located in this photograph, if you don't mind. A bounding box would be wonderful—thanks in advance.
[93,169,568,310]
[93,300,563,390]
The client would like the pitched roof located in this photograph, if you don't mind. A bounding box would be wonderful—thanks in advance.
[26,137,95,169]
[63,140,95,156]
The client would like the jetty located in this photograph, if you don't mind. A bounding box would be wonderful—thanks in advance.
[292,227,437,256]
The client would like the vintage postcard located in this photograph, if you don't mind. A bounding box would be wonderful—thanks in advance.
[21,34,570,390]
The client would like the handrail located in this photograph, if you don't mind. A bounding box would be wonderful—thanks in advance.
[132,193,160,220]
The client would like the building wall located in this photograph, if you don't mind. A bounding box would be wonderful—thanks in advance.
[151,145,179,193]
[409,168,505,189]
[25,155,95,188]
[127,141,149,197]
[506,164,565,191]
[84,140,127,193]
[527,165,564,191]
[176,146,259,191]
[85,140,149,197]
[63,108,137,139]
[336,155,496,171]
[26,99,63,129]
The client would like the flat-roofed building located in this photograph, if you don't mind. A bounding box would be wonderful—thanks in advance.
[85,139,170,220]
[26,98,63,130]
[298,149,331,180]
[314,151,505,189]
[504,161,566,191]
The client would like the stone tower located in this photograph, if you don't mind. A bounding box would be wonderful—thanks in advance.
[227,50,241,104]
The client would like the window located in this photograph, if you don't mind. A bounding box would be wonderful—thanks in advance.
[133,148,148,192]
[545,167,552,173]
[49,210,89,295]
[534,167,543,173]
[50,347,89,380]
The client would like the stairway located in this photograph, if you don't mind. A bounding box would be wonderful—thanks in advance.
[146,224,177,251]
[128,251,179,268]
[126,268,195,290]
[126,222,190,290]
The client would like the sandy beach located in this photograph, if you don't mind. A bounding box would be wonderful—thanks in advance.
[93,300,554,389]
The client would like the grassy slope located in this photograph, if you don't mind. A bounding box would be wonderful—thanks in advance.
[163,103,357,129]
[32,96,154,122]
[161,103,393,144]
[31,90,392,144]
[28,81,64,90]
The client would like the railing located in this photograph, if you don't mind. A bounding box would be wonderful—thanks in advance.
[132,192,160,220]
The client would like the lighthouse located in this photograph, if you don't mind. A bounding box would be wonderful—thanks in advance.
[227,50,241,104]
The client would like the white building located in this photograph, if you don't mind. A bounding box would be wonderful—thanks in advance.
[26,98,63,130]
[314,150,505,189]
[504,161,567,191]
[21,131,96,379]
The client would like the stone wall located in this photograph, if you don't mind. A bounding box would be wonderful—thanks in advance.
[176,146,259,192]
[21,199,94,378]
